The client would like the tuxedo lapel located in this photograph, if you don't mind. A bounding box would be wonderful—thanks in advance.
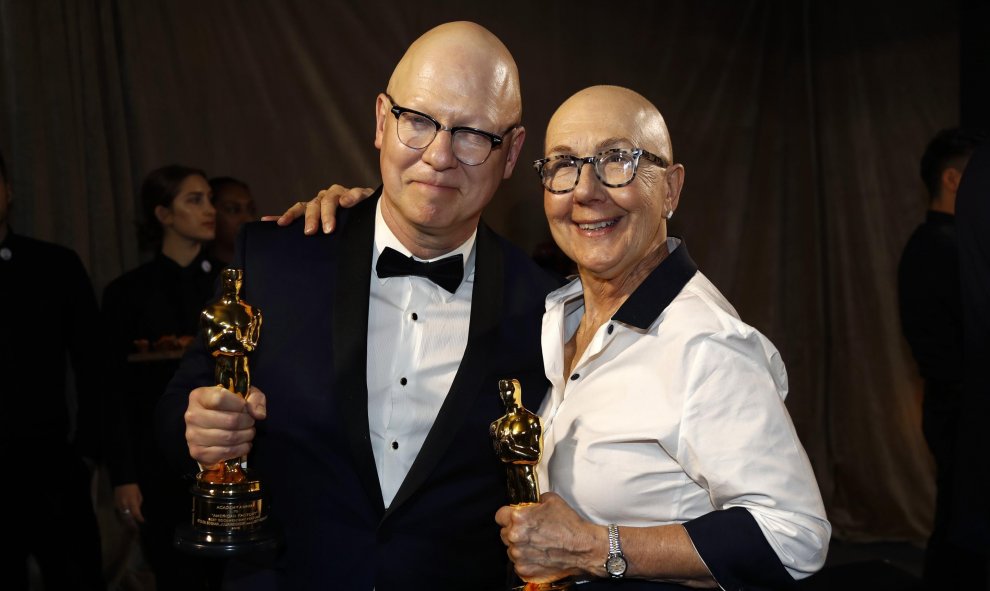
[332,191,386,514]
[384,223,504,519]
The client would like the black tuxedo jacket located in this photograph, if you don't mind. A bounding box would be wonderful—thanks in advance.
[156,192,560,590]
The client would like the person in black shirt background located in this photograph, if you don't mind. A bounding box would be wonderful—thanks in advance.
[101,164,222,590]
[0,148,106,590]
[897,127,987,589]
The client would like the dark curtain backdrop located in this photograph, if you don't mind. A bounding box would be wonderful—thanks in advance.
[0,0,959,542]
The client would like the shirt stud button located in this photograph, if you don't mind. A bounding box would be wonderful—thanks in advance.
[411,312,418,321]
[400,377,407,386]
[607,324,614,334]
[391,441,399,450]
[570,373,580,381]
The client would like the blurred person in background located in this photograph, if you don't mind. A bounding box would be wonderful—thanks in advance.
[898,127,987,588]
[207,176,257,265]
[0,147,106,590]
[102,164,223,590]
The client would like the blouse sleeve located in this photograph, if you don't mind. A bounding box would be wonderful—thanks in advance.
[676,329,831,586]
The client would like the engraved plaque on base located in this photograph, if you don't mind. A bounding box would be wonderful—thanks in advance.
[174,268,279,557]
[491,379,571,591]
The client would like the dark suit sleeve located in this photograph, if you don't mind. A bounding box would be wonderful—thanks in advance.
[155,332,216,475]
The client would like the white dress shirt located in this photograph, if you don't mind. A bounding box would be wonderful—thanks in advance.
[367,201,476,508]
[537,238,830,580]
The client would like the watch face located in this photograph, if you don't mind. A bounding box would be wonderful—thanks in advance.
[606,554,627,577]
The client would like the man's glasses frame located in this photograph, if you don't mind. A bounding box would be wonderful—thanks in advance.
[384,93,517,166]
[533,148,669,194]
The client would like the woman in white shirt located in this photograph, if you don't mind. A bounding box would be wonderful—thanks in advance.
[493,86,830,590]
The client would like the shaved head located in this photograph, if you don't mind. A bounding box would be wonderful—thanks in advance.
[547,85,671,163]
[542,84,684,284]
[387,21,522,127]
[373,21,527,258]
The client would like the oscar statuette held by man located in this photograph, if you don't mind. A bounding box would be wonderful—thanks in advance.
[175,268,278,555]
[491,379,571,590]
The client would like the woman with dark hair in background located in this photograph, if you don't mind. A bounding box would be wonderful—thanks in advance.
[102,164,222,590]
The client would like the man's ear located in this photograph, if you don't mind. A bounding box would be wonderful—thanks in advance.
[374,94,389,150]
[501,126,527,180]
[942,166,963,195]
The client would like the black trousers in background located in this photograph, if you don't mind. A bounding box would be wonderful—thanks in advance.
[921,380,989,590]
[3,453,105,591]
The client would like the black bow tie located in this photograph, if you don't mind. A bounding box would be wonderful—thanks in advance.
[376,247,464,293]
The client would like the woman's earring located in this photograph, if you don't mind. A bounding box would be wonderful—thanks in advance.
[666,210,674,220]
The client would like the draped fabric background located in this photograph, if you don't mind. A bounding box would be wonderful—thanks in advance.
[0,0,960,542]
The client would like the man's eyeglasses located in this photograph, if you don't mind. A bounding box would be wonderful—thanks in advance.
[533,148,669,194]
[385,93,517,166]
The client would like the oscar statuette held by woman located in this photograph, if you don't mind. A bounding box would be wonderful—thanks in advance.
[492,379,571,590]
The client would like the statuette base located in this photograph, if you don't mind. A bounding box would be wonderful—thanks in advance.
[174,469,280,557]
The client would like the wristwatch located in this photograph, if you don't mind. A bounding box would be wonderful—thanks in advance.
[604,523,627,578]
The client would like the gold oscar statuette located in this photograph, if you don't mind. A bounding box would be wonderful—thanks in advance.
[174,268,278,556]
[491,379,571,591]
